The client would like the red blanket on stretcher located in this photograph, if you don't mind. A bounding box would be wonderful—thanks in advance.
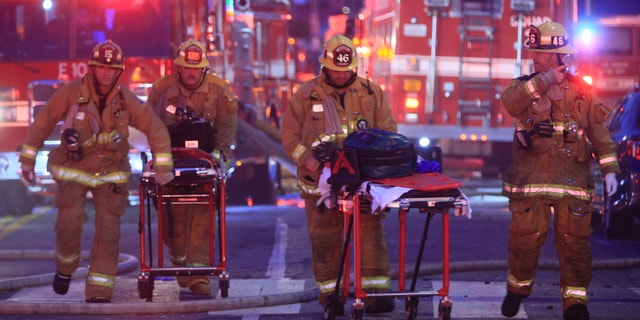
[370,172,463,192]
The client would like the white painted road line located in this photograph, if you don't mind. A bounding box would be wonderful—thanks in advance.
[266,217,288,280]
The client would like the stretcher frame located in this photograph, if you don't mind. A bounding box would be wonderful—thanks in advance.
[325,172,465,320]
[137,148,229,301]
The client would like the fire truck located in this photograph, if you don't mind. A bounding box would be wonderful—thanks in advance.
[0,0,295,209]
[354,0,574,175]
[570,14,640,107]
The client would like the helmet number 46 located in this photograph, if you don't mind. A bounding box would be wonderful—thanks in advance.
[336,53,351,64]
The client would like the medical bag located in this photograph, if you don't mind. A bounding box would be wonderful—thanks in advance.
[327,146,361,189]
[343,128,416,179]
[167,121,216,153]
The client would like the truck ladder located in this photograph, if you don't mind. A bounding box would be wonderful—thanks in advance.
[457,2,497,127]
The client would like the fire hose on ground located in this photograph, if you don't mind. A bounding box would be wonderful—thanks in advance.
[1,249,640,315]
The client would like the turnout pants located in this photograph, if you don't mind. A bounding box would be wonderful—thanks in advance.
[304,196,391,306]
[506,197,593,311]
[54,180,128,301]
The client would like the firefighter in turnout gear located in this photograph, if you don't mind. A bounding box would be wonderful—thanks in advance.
[499,22,620,320]
[18,40,174,303]
[146,39,238,295]
[281,34,397,314]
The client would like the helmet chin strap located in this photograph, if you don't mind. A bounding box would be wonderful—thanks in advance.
[322,67,357,89]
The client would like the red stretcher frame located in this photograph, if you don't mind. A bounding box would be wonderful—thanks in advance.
[136,148,229,301]
[328,172,464,320]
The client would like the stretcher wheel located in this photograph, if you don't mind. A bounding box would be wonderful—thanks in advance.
[323,305,336,320]
[218,272,230,298]
[137,273,154,301]
[219,279,230,298]
[349,300,364,320]
[324,299,344,320]
[438,298,452,320]
[404,296,419,319]
[350,308,363,320]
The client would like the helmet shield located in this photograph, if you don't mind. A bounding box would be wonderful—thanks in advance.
[329,45,354,69]
[175,39,210,68]
[527,23,577,54]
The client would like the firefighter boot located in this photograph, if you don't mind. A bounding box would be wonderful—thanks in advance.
[175,268,189,288]
[364,297,395,314]
[563,304,590,320]
[86,297,111,303]
[52,271,72,295]
[501,291,528,317]
[170,258,189,288]
[324,294,346,315]
[188,279,211,295]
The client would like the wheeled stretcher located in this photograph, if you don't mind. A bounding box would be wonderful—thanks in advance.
[324,172,467,320]
[137,147,229,301]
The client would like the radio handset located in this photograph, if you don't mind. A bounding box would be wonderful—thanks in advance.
[557,54,568,73]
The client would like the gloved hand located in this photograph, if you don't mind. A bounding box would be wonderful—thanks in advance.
[313,141,335,164]
[221,158,231,174]
[301,152,321,172]
[155,171,175,186]
[515,130,533,150]
[604,172,618,197]
[21,163,35,183]
[533,119,554,138]
[213,150,231,174]
[541,66,566,86]
[62,128,82,162]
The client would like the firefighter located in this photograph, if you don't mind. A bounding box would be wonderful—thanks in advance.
[146,39,238,295]
[18,40,174,303]
[500,22,620,320]
[281,34,397,314]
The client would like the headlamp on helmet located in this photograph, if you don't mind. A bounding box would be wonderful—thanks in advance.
[88,40,125,70]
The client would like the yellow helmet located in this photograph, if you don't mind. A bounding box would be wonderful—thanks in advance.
[175,39,209,68]
[319,34,358,72]
[88,40,125,70]
[527,22,577,54]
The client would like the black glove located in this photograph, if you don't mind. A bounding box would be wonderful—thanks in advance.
[515,130,533,150]
[313,141,335,164]
[62,128,82,162]
[533,119,554,138]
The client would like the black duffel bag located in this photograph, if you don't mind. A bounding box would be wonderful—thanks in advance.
[167,121,216,153]
[343,128,416,179]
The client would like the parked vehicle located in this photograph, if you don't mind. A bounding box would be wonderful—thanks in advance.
[598,82,640,238]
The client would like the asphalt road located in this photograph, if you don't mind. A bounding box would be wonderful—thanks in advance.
[1,177,640,319]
